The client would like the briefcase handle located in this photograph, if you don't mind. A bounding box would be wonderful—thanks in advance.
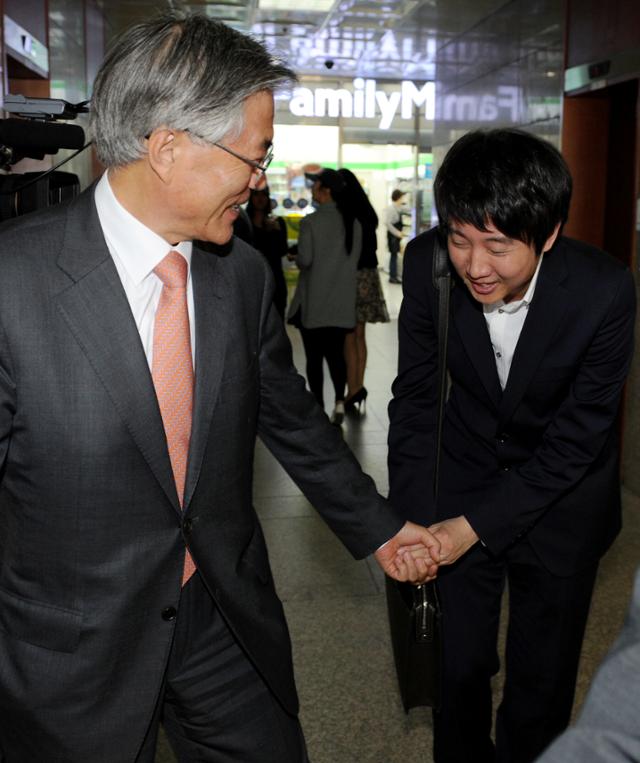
[414,583,440,643]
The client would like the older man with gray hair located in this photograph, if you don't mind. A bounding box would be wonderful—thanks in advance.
[0,11,440,762]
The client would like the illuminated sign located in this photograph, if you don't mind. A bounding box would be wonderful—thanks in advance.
[288,79,522,129]
[289,78,435,130]
[440,86,521,123]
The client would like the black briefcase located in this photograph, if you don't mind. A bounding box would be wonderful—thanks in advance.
[385,577,442,712]
[385,232,450,713]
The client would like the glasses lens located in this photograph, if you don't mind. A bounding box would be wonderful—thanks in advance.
[262,146,274,173]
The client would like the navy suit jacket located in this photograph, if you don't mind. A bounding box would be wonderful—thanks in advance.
[389,228,635,576]
[0,187,403,760]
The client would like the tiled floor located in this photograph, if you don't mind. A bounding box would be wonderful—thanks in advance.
[156,276,640,762]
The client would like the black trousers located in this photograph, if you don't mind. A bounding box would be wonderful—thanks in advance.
[299,326,349,408]
[433,540,598,763]
[387,233,400,280]
[137,572,308,763]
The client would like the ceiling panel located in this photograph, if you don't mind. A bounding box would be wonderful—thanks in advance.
[97,0,563,85]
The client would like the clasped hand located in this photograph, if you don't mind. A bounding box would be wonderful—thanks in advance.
[379,516,480,584]
[427,515,479,565]
[374,521,441,585]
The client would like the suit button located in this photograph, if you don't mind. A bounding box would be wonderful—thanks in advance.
[497,433,508,444]
[183,518,192,534]
[502,466,511,472]
[161,606,177,621]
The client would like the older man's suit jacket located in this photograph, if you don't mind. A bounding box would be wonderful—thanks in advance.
[389,228,635,576]
[0,188,403,761]
[536,566,640,763]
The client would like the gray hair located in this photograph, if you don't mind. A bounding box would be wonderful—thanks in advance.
[89,11,296,167]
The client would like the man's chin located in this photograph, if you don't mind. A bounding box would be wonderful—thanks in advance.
[203,226,234,246]
[194,234,234,256]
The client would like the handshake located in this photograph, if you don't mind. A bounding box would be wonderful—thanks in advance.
[374,516,480,585]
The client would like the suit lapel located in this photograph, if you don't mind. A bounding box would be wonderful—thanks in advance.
[183,245,231,510]
[54,189,180,511]
[452,282,503,410]
[498,247,569,429]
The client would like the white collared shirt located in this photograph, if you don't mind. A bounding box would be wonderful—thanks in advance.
[483,254,544,389]
[93,172,195,370]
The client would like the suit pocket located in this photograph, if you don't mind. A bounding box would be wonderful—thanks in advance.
[0,586,82,653]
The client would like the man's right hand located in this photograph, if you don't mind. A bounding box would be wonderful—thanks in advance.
[374,521,441,584]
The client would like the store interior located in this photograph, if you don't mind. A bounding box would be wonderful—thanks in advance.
[266,123,433,266]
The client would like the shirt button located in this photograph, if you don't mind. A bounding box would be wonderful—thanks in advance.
[498,308,504,314]
[183,518,192,535]
[496,352,502,358]
[161,607,177,621]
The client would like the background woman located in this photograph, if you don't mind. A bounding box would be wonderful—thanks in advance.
[336,168,389,413]
[287,168,361,425]
[247,184,289,319]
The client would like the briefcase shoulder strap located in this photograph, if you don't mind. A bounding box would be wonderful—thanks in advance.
[430,231,451,501]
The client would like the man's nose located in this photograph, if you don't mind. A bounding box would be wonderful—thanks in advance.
[249,172,267,191]
[467,248,492,278]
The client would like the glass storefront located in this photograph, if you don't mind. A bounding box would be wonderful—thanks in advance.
[267,76,435,256]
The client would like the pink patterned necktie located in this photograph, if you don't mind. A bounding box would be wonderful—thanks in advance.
[152,250,196,586]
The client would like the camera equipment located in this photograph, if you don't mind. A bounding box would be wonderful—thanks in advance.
[0,94,91,222]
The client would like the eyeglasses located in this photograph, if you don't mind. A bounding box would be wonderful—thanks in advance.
[186,129,273,178]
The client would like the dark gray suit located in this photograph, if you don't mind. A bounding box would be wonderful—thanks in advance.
[0,187,402,760]
[536,567,640,763]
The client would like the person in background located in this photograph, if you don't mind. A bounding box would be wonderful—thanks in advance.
[535,565,640,763]
[384,188,407,283]
[0,12,442,761]
[232,202,254,245]
[247,184,289,319]
[287,168,360,425]
[336,168,389,413]
[388,128,635,763]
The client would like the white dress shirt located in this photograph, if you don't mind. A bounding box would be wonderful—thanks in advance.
[483,254,544,389]
[384,203,408,237]
[93,172,195,370]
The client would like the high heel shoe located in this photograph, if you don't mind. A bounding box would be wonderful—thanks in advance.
[344,387,368,413]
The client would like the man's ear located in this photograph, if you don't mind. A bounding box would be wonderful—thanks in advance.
[146,128,179,182]
[542,222,561,254]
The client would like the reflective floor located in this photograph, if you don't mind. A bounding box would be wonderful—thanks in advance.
[157,276,640,762]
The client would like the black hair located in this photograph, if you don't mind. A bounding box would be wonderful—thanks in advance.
[433,129,572,254]
[246,184,274,222]
[316,170,357,255]
[336,168,378,267]
[336,168,379,229]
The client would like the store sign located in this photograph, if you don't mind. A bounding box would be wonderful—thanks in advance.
[288,78,522,129]
[440,86,521,123]
[289,78,435,130]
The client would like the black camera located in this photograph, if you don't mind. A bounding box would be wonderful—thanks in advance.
[0,94,89,222]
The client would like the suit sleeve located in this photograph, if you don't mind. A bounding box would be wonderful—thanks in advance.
[0,320,16,473]
[387,233,439,525]
[466,264,636,553]
[255,261,404,558]
[296,217,313,270]
[535,567,640,763]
